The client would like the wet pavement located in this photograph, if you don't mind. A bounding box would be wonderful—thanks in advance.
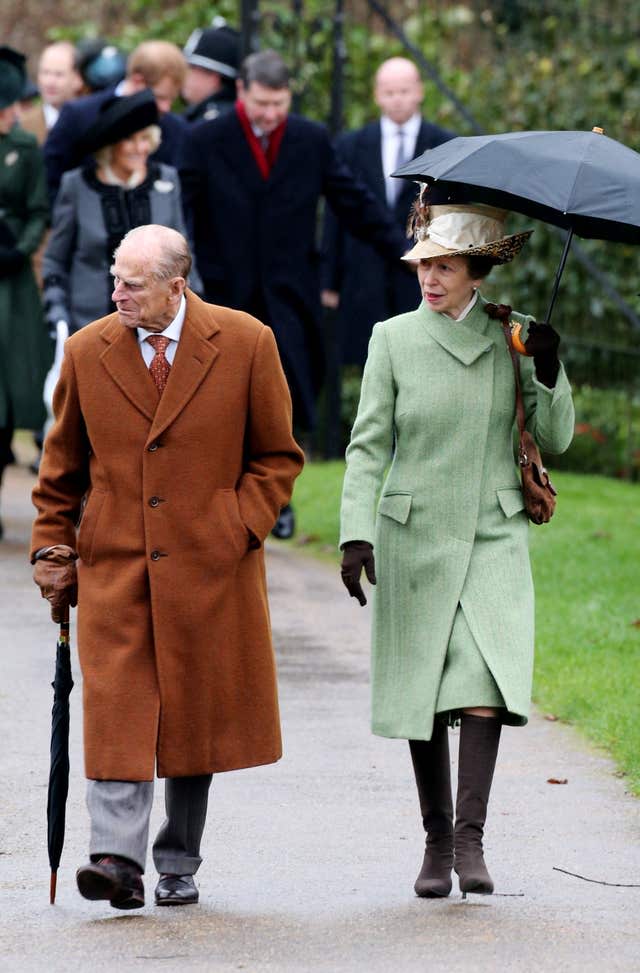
[1,460,639,971]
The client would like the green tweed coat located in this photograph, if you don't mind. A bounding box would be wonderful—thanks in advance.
[340,295,575,741]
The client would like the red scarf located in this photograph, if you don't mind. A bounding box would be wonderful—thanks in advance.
[235,100,286,179]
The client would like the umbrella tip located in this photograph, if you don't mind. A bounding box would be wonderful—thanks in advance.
[50,870,57,905]
[592,126,604,135]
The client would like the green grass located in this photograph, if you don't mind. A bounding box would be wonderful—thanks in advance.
[283,464,640,794]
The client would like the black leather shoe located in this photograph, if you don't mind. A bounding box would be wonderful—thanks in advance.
[270,504,295,540]
[76,855,144,910]
[155,873,199,906]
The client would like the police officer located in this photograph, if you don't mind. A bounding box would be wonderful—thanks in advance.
[182,21,240,124]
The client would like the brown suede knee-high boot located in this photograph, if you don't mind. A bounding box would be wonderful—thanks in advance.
[409,720,454,898]
[454,714,502,896]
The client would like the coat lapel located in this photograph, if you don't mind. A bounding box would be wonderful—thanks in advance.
[267,118,302,189]
[146,292,221,445]
[418,300,494,365]
[368,122,386,203]
[99,318,158,422]
[218,113,266,193]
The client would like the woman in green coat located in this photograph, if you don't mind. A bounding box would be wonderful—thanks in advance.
[0,47,50,537]
[340,196,574,898]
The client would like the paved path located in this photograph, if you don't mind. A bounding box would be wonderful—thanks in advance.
[1,461,639,971]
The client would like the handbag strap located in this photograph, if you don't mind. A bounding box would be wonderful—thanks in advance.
[485,302,527,461]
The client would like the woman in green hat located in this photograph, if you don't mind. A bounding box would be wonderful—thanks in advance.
[0,46,51,538]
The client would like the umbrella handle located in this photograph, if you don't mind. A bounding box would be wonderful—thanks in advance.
[544,227,574,325]
[59,605,69,646]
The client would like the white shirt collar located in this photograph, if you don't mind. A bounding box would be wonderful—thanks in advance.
[447,290,479,322]
[380,112,422,141]
[137,294,186,347]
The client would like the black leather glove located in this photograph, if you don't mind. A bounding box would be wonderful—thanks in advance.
[525,321,560,388]
[340,540,376,607]
[0,245,25,278]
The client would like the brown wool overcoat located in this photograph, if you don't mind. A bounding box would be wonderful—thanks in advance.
[32,291,304,781]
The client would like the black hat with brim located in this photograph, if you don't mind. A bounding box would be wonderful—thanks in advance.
[78,89,159,157]
[0,46,26,109]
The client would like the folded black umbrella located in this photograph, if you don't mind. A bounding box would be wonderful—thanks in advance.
[47,609,73,905]
[394,128,640,320]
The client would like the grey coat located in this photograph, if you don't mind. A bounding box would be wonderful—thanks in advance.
[42,162,200,333]
[340,296,575,741]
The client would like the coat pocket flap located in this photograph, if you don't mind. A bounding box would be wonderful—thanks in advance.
[378,492,413,524]
[497,487,525,518]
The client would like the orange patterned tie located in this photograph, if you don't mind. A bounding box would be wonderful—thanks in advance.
[147,335,171,394]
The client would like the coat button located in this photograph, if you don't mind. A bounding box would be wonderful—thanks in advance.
[148,443,159,452]
[150,550,161,561]
[149,496,160,507]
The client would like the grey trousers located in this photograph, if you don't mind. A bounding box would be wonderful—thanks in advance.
[86,775,212,874]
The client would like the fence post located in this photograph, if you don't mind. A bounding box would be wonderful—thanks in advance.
[240,0,261,58]
[322,0,347,459]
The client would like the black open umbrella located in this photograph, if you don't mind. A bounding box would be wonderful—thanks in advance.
[47,607,73,904]
[394,127,640,321]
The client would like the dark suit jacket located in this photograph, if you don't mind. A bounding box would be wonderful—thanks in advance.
[180,110,407,429]
[321,118,454,366]
[43,86,188,203]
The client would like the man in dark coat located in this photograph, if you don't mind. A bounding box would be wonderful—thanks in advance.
[180,49,408,435]
[181,21,239,124]
[321,57,454,367]
[44,40,188,203]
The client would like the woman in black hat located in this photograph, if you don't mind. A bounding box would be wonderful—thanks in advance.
[42,89,199,336]
[0,46,51,539]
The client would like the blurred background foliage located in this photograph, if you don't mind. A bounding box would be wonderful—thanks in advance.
[5,0,639,476]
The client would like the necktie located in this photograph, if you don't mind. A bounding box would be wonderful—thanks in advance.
[390,127,407,205]
[147,335,171,394]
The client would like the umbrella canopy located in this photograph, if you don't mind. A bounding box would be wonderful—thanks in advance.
[47,610,73,904]
[393,128,640,244]
[394,128,640,321]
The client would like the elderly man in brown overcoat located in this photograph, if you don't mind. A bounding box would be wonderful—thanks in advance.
[31,224,304,909]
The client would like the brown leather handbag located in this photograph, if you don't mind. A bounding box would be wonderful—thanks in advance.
[487,303,557,525]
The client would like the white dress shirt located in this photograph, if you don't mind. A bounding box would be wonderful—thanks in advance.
[137,295,186,367]
[43,102,60,131]
[381,113,421,207]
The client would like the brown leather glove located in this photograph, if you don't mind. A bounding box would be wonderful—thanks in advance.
[33,545,78,623]
[340,540,376,607]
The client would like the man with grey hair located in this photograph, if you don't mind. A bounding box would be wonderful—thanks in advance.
[31,224,303,909]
